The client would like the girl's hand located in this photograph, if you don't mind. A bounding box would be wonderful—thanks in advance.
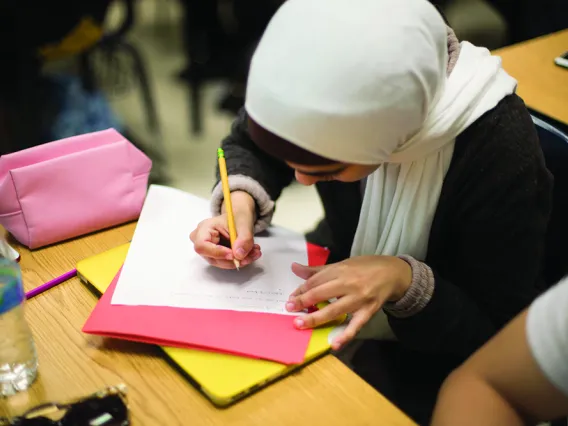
[286,256,412,350]
[190,191,261,269]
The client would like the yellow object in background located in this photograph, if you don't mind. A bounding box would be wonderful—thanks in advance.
[39,18,103,62]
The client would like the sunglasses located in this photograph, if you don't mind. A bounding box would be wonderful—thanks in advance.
[0,384,129,426]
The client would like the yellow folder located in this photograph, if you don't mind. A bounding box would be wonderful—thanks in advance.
[77,243,338,406]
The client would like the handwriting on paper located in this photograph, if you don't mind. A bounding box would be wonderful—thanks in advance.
[111,186,309,315]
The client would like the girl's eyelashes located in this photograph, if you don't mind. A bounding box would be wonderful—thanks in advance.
[320,174,338,181]
[326,172,344,181]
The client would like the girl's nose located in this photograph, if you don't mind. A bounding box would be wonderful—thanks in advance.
[295,170,319,186]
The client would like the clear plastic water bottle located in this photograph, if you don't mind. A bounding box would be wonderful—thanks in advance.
[0,256,38,396]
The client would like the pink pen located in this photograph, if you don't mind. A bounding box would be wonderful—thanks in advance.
[25,269,77,299]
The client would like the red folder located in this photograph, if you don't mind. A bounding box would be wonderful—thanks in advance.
[83,243,329,365]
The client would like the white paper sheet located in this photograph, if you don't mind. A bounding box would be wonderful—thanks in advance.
[111,185,309,314]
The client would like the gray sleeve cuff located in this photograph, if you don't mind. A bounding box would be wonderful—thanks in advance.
[211,174,275,234]
[383,255,435,318]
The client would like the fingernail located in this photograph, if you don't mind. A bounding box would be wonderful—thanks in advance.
[294,318,304,328]
[286,302,295,311]
[225,253,233,260]
[236,248,246,259]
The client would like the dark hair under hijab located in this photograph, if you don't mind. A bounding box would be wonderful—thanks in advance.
[247,115,336,166]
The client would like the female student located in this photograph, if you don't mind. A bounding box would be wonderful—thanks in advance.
[190,0,553,421]
[432,276,568,425]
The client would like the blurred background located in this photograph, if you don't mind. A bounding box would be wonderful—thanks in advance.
[0,0,566,234]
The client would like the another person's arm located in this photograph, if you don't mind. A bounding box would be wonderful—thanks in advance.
[432,279,568,426]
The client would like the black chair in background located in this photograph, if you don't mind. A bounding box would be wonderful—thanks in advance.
[178,0,282,135]
[79,0,160,137]
[79,0,168,184]
[178,0,225,135]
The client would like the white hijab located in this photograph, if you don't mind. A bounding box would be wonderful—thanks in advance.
[246,0,517,336]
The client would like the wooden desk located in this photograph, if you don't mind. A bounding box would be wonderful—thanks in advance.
[494,30,568,125]
[0,225,415,426]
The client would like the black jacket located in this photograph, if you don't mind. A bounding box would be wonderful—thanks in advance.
[219,94,553,360]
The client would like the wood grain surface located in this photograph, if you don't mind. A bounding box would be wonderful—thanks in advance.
[0,224,415,426]
[495,30,568,125]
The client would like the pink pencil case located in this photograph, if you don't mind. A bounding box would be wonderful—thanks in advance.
[0,129,152,249]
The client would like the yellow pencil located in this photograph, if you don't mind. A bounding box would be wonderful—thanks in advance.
[217,148,240,270]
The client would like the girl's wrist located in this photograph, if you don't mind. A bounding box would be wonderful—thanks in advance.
[387,256,413,302]
[221,191,255,213]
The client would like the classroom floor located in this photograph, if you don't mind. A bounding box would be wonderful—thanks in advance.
[107,1,324,234]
